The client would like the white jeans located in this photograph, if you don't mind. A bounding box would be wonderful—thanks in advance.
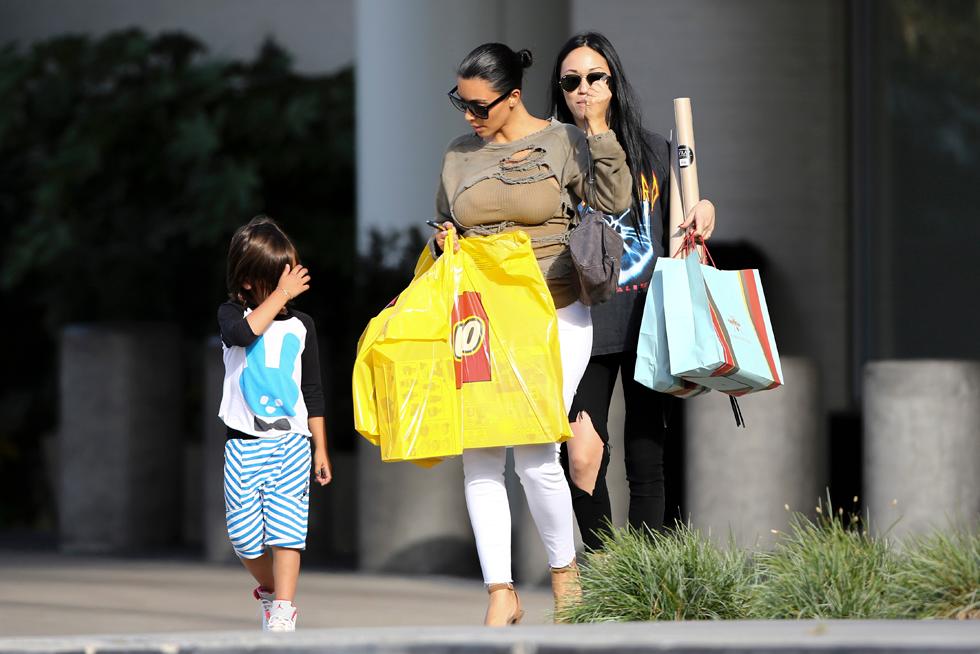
[463,300,593,584]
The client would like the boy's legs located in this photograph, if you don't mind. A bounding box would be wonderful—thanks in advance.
[271,546,301,601]
[225,434,310,630]
[262,433,311,629]
[240,550,275,591]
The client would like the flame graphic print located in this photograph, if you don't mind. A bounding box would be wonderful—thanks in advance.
[585,172,659,287]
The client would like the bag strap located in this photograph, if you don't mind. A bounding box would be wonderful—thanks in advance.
[729,396,746,428]
[584,136,597,210]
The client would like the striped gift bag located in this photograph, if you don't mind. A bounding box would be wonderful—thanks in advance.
[663,239,783,396]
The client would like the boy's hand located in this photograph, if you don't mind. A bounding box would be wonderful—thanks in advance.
[313,451,332,486]
[278,263,311,300]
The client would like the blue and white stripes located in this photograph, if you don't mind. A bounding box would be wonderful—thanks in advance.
[224,433,311,558]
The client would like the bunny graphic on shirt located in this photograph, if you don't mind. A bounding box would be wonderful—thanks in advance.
[240,332,301,431]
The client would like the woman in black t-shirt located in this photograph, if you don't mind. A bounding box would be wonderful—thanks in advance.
[548,32,717,549]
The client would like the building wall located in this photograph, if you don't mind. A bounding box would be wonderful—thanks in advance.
[0,0,354,73]
[354,0,569,252]
[572,0,850,410]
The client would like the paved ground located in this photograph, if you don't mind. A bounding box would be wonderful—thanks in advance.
[0,550,553,637]
[4,551,979,654]
[3,621,980,654]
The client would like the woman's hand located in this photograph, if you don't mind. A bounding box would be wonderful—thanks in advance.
[277,263,311,299]
[584,77,613,136]
[314,450,332,486]
[434,222,459,252]
[679,199,716,240]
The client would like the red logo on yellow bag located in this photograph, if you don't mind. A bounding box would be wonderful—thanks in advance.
[452,291,492,388]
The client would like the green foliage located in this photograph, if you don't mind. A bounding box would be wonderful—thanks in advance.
[889,525,980,619]
[749,504,901,619]
[556,523,752,623]
[0,30,357,527]
[564,509,980,623]
[0,30,354,329]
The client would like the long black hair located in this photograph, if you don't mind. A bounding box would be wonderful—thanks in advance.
[457,43,533,93]
[548,32,653,221]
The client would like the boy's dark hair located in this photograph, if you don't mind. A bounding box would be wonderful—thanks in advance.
[226,215,299,308]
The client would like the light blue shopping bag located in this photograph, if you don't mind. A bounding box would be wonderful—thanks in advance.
[662,248,782,395]
[661,252,746,393]
[695,264,783,393]
[634,258,709,397]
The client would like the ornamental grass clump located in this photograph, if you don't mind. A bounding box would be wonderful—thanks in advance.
[889,525,980,620]
[556,522,751,623]
[750,502,900,619]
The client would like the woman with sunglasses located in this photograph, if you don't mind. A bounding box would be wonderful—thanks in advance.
[431,42,632,625]
[548,32,716,550]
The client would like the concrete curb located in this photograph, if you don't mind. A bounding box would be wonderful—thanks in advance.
[2,621,979,654]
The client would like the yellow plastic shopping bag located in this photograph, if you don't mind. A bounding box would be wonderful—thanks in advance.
[353,230,571,465]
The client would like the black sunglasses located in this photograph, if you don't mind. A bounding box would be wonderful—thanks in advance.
[558,72,611,93]
[448,85,511,120]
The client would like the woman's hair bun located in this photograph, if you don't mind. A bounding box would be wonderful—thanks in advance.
[518,49,533,69]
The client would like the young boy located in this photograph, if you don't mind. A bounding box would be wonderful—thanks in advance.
[218,215,332,632]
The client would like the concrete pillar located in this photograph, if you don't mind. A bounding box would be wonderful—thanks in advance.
[685,357,823,548]
[310,451,358,566]
[202,337,236,563]
[355,0,500,251]
[357,440,478,576]
[182,442,202,547]
[864,360,980,538]
[355,0,569,251]
[58,324,182,553]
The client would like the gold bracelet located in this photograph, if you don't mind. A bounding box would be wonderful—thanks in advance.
[279,287,291,299]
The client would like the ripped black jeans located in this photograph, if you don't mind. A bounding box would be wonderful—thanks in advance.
[560,351,670,550]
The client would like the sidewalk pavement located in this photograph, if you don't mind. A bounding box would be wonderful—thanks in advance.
[0,550,553,637]
[3,550,979,654]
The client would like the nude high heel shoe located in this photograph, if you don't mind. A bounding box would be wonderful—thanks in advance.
[484,583,524,626]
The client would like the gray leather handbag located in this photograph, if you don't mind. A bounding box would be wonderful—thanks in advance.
[567,150,624,306]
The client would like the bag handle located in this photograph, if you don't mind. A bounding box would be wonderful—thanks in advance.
[675,230,716,267]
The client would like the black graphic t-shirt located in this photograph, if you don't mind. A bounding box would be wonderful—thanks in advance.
[590,132,671,355]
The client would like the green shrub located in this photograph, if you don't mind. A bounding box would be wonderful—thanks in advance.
[556,509,980,623]
[890,526,980,619]
[749,506,901,619]
[0,30,356,527]
[556,523,752,623]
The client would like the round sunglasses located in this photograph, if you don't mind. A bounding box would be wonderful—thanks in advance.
[447,86,511,120]
[558,72,611,93]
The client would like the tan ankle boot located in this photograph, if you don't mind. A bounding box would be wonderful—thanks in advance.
[551,559,581,621]
[484,583,524,626]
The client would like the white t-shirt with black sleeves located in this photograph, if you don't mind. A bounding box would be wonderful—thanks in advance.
[217,301,325,438]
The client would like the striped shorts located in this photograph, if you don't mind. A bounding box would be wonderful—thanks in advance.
[223,433,311,559]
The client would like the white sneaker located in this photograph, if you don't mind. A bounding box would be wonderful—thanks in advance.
[266,600,298,632]
[253,586,274,631]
